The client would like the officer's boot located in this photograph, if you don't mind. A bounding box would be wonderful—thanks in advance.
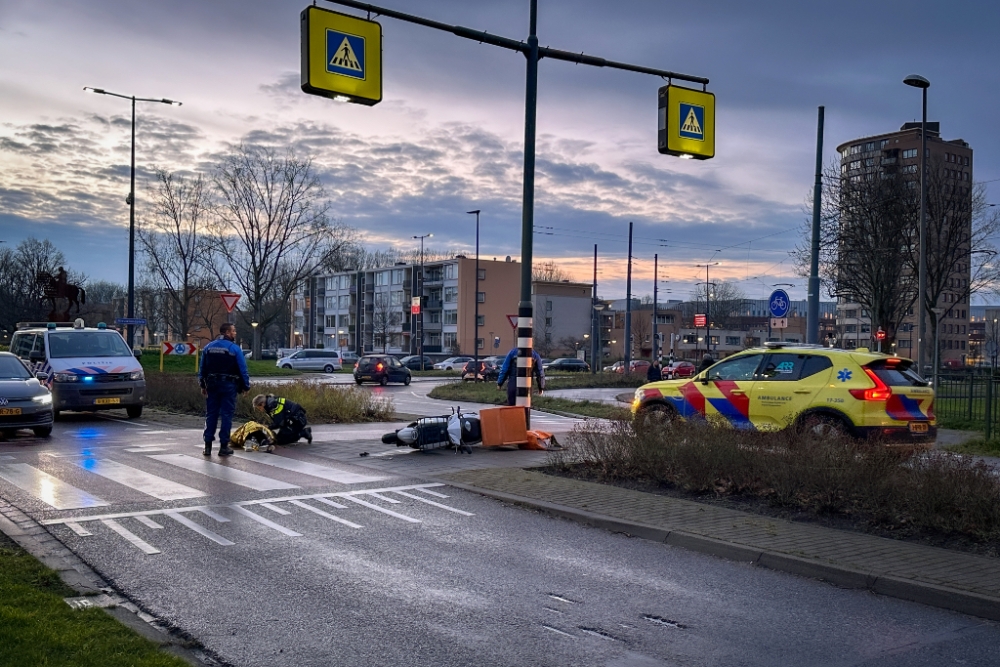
[303,426,313,445]
[203,441,212,457]
[218,443,234,457]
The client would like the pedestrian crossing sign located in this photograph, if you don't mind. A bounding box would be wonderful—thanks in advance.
[301,5,382,106]
[658,84,715,159]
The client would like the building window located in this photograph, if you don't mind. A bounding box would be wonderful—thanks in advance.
[375,271,389,286]
[392,269,404,284]
[390,291,404,306]
[444,287,458,303]
[427,311,441,324]
[898,339,911,349]
[478,269,486,280]
[725,336,740,346]
[445,264,457,280]
[325,297,336,310]
[443,332,457,349]
[545,317,553,327]
[477,315,485,326]
[546,300,552,312]
[476,338,484,350]
[339,314,350,327]
[477,292,485,303]
[902,148,917,159]
[845,309,857,318]
[443,309,458,325]
[427,332,441,346]
[339,295,350,309]
[683,335,697,344]
[325,315,337,328]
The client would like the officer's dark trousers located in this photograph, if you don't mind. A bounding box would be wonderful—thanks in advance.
[204,378,238,445]
[274,422,306,445]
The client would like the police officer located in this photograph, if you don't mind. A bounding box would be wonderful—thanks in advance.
[252,394,312,446]
[199,323,250,456]
[496,346,545,407]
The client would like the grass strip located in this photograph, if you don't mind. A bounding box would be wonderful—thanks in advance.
[0,537,189,667]
[427,381,627,419]
[944,437,1000,458]
[141,355,300,377]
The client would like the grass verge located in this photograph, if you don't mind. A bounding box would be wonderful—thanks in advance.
[548,418,1000,548]
[141,355,300,377]
[427,381,628,419]
[0,535,189,667]
[146,375,394,423]
[944,437,1000,458]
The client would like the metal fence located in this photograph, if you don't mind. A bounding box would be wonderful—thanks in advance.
[934,371,1000,438]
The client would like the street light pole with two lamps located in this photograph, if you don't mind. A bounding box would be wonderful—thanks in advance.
[84,87,181,349]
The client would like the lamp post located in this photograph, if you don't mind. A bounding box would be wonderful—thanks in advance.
[932,307,945,392]
[904,74,930,375]
[84,87,181,349]
[337,329,345,360]
[467,210,481,380]
[412,233,432,367]
[251,321,258,355]
[592,302,605,374]
[696,261,719,357]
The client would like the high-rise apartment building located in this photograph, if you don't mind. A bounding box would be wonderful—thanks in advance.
[835,122,972,364]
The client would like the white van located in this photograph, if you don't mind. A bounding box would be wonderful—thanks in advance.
[10,320,146,419]
[276,348,342,372]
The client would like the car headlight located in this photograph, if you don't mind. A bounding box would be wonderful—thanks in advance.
[33,393,53,405]
[53,373,79,383]
[129,370,144,381]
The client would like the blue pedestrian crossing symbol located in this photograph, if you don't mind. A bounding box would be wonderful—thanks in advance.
[326,29,365,79]
[679,103,705,141]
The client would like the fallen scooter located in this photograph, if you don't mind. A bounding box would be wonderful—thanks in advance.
[381,406,481,454]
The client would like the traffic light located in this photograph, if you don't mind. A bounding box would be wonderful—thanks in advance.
[875,328,886,341]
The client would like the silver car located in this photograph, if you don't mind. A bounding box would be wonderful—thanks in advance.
[276,349,343,372]
[0,352,54,438]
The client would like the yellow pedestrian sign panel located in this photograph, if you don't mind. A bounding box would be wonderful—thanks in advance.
[658,85,715,159]
[300,5,382,106]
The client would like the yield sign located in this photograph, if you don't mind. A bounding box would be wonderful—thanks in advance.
[506,314,518,329]
[221,292,241,313]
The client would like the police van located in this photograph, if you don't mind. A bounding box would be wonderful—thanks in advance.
[10,320,146,419]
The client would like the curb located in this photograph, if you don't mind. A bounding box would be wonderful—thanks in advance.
[438,478,1000,622]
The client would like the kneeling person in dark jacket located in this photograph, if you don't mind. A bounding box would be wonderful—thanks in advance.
[252,394,312,445]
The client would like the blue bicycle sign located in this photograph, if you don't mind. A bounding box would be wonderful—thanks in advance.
[769,289,790,318]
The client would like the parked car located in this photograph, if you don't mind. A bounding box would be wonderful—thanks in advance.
[400,355,434,370]
[0,351,54,438]
[614,360,650,375]
[544,358,590,372]
[277,349,343,372]
[259,349,278,360]
[661,360,696,380]
[341,351,360,366]
[462,359,500,382]
[354,355,411,386]
[940,358,964,370]
[632,343,936,446]
[433,356,473,370]
[603,361,624,373]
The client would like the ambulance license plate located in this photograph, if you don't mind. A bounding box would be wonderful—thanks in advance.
[909,422,929,434]
[94,398,120,405]
[0,408,21,416]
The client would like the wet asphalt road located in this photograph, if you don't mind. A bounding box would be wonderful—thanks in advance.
[1,413,999,666]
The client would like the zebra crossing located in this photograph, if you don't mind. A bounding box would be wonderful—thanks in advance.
[41,484,471,555]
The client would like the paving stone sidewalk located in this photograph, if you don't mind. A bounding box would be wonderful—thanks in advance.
[438,467,1000,621]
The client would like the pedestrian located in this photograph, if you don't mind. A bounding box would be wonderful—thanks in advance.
[252,394,312,445]
[496,346,545,407]
[199,323,250,457]
[647,358,662,383]
[697,353,715,374]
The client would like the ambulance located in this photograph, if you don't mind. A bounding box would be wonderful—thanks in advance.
[10,320,146,419]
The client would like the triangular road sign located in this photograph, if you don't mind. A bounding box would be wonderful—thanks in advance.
[221,292,241,313]
[330,37,362,72]
[507,314,518,329]
[681,107,702,135]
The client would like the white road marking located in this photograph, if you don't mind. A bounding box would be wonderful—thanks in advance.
[148,454,298,491]
[0,463,109,510]
[137,430,169,435]
[66,522,92,536]
[102,519,160,554]
[288,500,362,528]
[76,458,205,501]
[392,490,474,516]
[342,495,421,523]
[412,487,449,499]
[260,502,291,515]
[124,447,167,453]
[313,497,348,509]
[135,515,163,529]
[0,455,16,461]
[542,625,574,638]
[228,504,302,537]
[231,450,386,484]
[369,448,417,457]
[165,512,235,546]
[197,508,230,523]
[365,492,401,504]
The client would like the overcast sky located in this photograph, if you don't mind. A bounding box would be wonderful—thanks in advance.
[2,0,998,303]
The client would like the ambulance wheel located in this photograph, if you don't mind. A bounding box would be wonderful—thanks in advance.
[800,413,847,439]
[126,405,143,419]
[634,403,675,433]
[33,426,52,438]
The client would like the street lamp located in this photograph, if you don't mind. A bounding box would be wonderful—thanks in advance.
[337,329,345,359]
[592,302,606,374]
[467,210,481,381]
[904,73,930,375]
[84,87,181,349]
[412,233,432,365]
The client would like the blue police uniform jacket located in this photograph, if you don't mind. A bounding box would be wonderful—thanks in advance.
[496,348,544,389]
[198,337,251,390]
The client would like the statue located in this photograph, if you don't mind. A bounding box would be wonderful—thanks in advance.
[37,270,86,321]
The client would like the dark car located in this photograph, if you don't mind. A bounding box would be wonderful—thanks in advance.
[259,349,278,360]
[0,352,53,438]
[354,355,411,386]
[399,355,434,371]
[462,359,500,382]
[544,358,590,373]
[661,360,696,380]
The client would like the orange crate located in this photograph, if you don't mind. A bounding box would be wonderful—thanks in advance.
[479,406,529,447]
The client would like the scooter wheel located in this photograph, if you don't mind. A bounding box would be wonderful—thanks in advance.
[381,432,399,444]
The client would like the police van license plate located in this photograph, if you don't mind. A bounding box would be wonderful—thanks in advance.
[909,422,929,434]
[0,408,21,416]
[94,398,120,405]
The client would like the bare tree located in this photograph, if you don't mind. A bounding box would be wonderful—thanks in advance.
[137,169,213,343]
[532,260,568,282]
[0,238,72,331]
[370,292,400,353]
[692,281,746,330]
[533,316,555,357]
[208,144,356,358]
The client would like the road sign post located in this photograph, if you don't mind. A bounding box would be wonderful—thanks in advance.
[160,341,199,373]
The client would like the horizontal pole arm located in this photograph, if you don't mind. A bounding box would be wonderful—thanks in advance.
[322,0,708,85]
